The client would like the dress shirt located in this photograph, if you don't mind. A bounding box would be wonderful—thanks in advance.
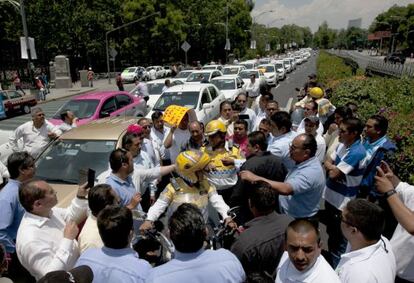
[16,197,88,280]
[78,215,103,254]
[134,150,157,194]
[105,173,138,207]
[58,122,76,133]
[252,109,267,131]
[231,212,292,276]
[315,134,326,163]
[9,120,62,158]
[336,237,396,283]
[276,252,341,283]
[280,157,326,218]
[246,80,260,98]
[268,131,297,171]
[146,248,245,283]
[0,179,24,253]
[142,138,160,167]
[150,127,170,161]
[75,247,151,283]
[239,107,257,132]
[390,182,414,281]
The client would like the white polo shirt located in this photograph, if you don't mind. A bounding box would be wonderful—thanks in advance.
[390,182,414,281]
[276,251,341,283]
[336,236,396,283]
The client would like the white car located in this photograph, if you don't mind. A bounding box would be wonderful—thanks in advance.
[174,70,194,83]
[121,66,148,82]
[202,64,223,71]
[286,57,297,71]
[294,55,303,65]
[222,65,246,75]
[147,66,166,79]
[238,69,267,88]
[273,60,286,80]
[147,84,225,124]
[185,70,223,84]
[283,59,293,73]
[138,79,184,109]
[257,64,278,87]
[239,60,259,70]
[210,75,246,101]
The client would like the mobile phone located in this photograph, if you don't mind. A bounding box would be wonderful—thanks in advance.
[79,168,95,188]
[238,114,249,120]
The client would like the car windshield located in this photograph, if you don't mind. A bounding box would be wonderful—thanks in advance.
[53,99,99,119]
[186,72,210,82]
[239,71,258,79]
[275,63,284,68]
[147,83,164,95]
[176,71,192,78]
[241,63,254,69]
[223,67,239,75]
[202,66,216,70]
[211,79,235,90]
[35,139,117,184]
[153,91,199,111]
[126,68,136,73]
[284,60,290,65]
[260,66,275,72]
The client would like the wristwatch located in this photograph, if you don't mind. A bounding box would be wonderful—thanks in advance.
[384,189,397,199]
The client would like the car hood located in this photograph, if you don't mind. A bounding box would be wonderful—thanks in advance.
[147,95,162,109]
[52,183,79,208]
[277,68,285,73]
[263,72,275,78]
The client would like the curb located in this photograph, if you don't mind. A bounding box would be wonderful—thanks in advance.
[37,87,98,104]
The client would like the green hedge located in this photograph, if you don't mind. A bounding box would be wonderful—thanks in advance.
[318,51,414,183]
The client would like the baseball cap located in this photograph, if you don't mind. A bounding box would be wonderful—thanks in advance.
[127,124,143,135]
[37,265,93,283]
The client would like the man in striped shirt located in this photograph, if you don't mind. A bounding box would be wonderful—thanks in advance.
[323,117,367,268]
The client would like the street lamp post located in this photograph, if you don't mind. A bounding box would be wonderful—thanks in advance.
[251,10,274,50]
[105,12,160,84]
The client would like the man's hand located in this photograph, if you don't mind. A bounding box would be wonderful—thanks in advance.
[77,182,89,198]
[139,220,154,233]
[127,193,142,209]
[63,221,79,240]
[48,132,58,139]
[224,217,237,230]
[221,157,235,166]
[239,170,260,183]
[375,161,400,193]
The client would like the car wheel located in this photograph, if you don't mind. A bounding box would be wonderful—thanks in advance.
[22,105,31,114]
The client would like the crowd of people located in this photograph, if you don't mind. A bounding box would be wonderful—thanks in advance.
[0,72,413,283]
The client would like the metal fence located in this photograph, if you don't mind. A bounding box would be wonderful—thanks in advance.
[327,50,414,78]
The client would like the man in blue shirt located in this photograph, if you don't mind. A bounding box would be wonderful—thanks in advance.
[146,203,246,283]
[105,148,141,210]
[76,205,151,282]
[323,117,366,267]
[0,152,35,280]
[240,133,325,220]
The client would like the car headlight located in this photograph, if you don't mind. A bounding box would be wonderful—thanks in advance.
[269,75,274,79]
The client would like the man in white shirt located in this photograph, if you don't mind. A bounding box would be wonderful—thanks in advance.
[235,93,256,132]
[150,111,170,164]
[336,199,396,283]
[246,73,261,107]
[162,79,171,93]
[252,93,272,131]
[304,116,326,163]
[138,118,160,167]
[375,162,414,283]
[78,184,120,253]
[9,107,62,158]
[58,110,77,133]
[164,113,191,163]
[276,219,340,283]
[16,180,89,280]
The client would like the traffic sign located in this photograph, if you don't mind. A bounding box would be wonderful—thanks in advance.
[110,48,118,58]
[181,41,191,52]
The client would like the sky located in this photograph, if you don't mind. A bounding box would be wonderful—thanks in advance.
[251,0,414,32]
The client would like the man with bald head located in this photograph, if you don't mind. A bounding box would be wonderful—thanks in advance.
[183,121,206,151]
[16,180,89,280]
[276,219,340,283]
[9,107,62,158]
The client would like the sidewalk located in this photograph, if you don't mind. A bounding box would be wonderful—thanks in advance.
[21,79,131,104]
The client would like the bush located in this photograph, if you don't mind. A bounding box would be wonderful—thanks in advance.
[318,52,414,183]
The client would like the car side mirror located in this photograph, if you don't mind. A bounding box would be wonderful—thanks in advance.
[237,84,242,89]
